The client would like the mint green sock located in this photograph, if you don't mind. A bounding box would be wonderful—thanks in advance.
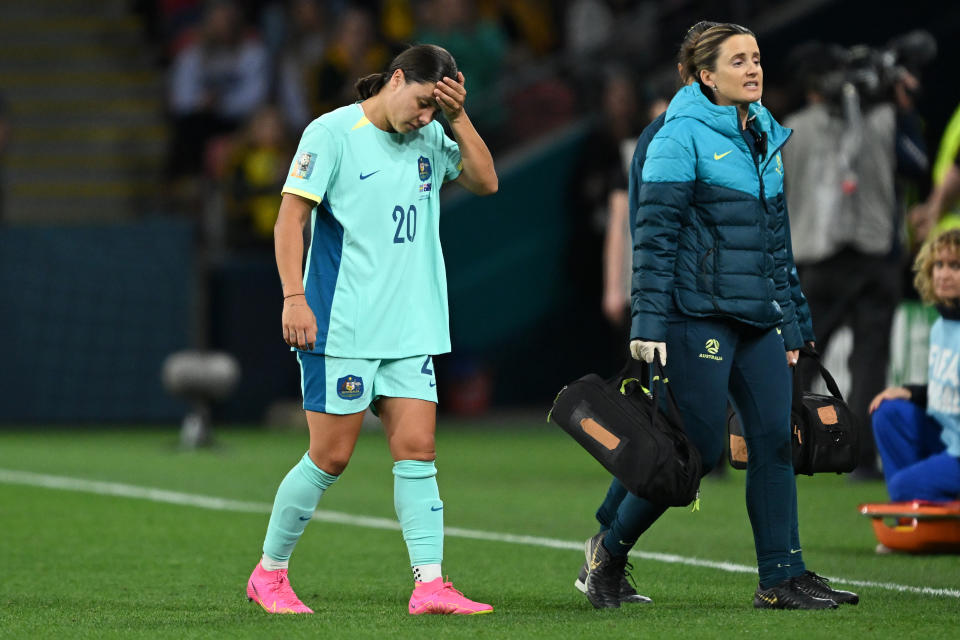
[262,452,338,562]
[393,460,443,566]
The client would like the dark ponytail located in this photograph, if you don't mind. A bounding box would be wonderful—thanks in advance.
[355,72,389,100]
[354,44,458,100]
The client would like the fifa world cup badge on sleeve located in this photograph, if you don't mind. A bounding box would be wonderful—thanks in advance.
[291,152,317,179]
[337,375,364,400]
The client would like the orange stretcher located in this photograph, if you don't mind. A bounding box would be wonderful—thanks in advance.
[859,501,960,553]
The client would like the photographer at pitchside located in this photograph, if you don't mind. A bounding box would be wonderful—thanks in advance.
[782,34,933,480]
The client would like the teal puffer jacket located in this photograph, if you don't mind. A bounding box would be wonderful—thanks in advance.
[631,83,803,349]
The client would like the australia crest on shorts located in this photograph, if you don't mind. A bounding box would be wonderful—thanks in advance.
[417,155,432,181]
[337,375,364,400]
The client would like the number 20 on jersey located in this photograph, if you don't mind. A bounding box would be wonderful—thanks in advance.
[392,205,417,243]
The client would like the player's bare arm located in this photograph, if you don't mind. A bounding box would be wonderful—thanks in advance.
[434,72,497,196]
[275,192,318,351]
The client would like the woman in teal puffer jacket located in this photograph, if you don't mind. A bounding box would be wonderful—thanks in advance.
[582,23,858,611]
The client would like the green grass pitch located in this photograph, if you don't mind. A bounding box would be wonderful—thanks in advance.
[1,419,958,638]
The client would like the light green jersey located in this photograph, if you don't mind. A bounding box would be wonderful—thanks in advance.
[282,103,463,358]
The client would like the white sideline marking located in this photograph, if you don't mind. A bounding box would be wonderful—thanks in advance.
[2,468,959,599]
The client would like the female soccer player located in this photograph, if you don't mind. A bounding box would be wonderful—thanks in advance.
[246,44,497,616]
[582,23,856,610]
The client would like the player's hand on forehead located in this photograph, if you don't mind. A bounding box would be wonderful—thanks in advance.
[434,72,466,122]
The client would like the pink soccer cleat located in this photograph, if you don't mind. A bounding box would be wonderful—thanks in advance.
[408,577,493,615]
[246,562,314,614]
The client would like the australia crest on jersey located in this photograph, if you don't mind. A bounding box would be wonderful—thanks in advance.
[290,152,316,179]
[417,155,432,181]
[337,375,364,400]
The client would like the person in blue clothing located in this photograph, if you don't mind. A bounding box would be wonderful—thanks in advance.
[601,22,718,335]
[246,43,498,616]
[581,22,856,610]
[869,228,960,505]
[578,20,716,607]
[580,20,816,606]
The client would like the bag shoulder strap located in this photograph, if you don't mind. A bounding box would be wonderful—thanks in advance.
[650,354,686,428]
[616,354,686,434]
[794,348,846,407]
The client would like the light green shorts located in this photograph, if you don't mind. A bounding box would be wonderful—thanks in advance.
[297,353,438,415]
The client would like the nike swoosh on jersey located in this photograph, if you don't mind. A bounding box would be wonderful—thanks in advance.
[359,170,381,180]
[713,150,733,160]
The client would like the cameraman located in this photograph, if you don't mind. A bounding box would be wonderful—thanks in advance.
[782,40,929,480]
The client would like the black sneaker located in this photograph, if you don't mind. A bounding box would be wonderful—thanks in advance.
[793,571,859,605]
[575,560,652,604]
[753,577,839,610]
[584,532,628,608]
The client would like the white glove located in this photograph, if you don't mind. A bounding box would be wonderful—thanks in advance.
[630,340,667,366]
